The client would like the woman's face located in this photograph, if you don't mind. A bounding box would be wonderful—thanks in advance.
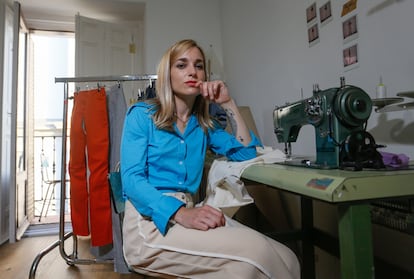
[170,46,206,97]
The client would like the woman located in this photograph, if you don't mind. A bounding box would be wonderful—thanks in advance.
[120,39,300,279]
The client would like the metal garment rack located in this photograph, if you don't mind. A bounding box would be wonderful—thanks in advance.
[29,74,157,279]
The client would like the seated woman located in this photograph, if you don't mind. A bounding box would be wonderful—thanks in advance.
[120,39,300,279]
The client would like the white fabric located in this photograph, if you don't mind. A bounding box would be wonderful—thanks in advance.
[202,147,286,217]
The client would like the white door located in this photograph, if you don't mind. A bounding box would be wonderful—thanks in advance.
[0,1,29,243]
[75,15,144,102]
[0,1,14,244]
[15,15,30,241]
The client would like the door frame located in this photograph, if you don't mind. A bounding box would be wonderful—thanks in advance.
[9,1,30,242]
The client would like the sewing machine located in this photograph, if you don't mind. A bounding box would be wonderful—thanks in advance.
[273,84,384,169]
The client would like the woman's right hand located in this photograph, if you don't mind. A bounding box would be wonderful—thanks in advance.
[173,205,226,230]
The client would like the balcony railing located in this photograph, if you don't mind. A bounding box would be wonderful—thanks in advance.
[34,133,70,223]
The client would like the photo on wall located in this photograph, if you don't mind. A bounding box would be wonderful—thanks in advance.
[319,1,333,26]
[341,0,358,17]
[308,23,320,46]
[306,2,317,24]
[342,14,358,43]
[343,44,358,70]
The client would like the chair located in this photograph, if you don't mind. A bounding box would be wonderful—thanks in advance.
[38,153,66,222]
[108,169,125,214]
[108,169,161,278]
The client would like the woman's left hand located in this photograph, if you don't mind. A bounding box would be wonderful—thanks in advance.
[198,80,231,105]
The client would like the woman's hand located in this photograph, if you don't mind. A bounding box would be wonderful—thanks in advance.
[173,205,226,231]
[197,80,252,146]
[197,80,231,105]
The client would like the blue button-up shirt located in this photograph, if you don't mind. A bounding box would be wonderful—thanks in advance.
[120,102,261,235]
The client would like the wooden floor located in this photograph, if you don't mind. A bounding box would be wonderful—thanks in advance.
[0,234,147,279]
[2,224,413,279]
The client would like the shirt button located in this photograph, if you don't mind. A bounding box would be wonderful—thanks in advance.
[179,161,183,165]
[180,140,184,144]
[178,181,183,185]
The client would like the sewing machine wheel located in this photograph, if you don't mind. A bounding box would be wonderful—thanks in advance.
[334,86,372,127]
[340,130,384,170]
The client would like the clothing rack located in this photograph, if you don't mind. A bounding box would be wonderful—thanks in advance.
[29,74,157,279]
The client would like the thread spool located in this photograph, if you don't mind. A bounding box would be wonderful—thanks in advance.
[376,76,387,99]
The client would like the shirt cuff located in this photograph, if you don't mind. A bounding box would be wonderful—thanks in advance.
[152,196,185,235]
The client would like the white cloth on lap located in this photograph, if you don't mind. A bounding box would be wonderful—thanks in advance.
[202,148,286,217]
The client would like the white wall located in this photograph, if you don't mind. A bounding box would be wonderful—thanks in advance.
[142,0,224,77]
[220,0,414,159]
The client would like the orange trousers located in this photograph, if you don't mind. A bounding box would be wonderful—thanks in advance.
[69,88,113,246]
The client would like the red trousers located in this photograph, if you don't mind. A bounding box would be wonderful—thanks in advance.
[69,88,113,246]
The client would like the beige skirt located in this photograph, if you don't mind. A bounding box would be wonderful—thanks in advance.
[122,197,300,279]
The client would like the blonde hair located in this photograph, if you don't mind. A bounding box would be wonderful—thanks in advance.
[150,39,214,132]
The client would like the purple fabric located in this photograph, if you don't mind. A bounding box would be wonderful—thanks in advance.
[380,151,410,168]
